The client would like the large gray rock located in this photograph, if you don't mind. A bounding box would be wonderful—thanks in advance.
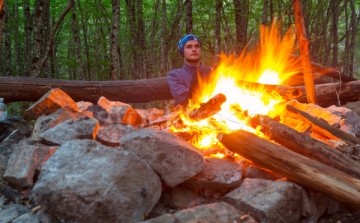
[12,209,61,223]
[31,108,93,142]
[39,116,99,145]
[3,139,57,188]
[223,178,302,223]
[0,204,30,223]
[33,139,162,223]
[140,202,258,223]
[184,157,242,190]
[327,105,360,137]
[120,128,205,187]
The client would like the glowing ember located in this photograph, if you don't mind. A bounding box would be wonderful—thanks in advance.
[170,21,305,151]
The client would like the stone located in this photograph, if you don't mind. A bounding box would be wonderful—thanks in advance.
[31,108,93,142]
[140,202,258,223]
[39,116,99,145]
[184,157,242,190]
[223,178,303,223]
[33,139,162,223]
[25,88,78,120]
[120,128,205,187]
[0,204,30,223]
[95,123,135,147]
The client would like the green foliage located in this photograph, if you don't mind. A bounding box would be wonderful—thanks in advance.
[1,0,360,79]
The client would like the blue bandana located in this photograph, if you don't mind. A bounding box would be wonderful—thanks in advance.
[177,34,201,57]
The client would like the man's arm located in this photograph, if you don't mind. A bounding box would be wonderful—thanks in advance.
[168,71,189,105]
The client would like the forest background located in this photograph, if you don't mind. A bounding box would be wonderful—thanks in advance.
[0,0,359,111]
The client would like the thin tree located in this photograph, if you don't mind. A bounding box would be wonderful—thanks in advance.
[214,0,222,64]
[72,3,84,80]
[0,0,6,75]
[233,0,248,55]
[185,0,192,34]
[30,0,74,77]
[110,0,120,80]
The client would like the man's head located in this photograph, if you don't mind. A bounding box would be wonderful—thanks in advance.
[178,34,202,64]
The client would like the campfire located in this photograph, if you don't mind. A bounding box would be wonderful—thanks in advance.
[168,21,306,153]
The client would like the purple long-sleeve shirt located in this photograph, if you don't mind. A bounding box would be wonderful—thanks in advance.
[168,62,210,105]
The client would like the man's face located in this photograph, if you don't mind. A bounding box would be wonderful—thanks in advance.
[183,40,201,63]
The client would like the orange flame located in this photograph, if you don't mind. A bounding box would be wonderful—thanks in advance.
[0,0,3,11]
[171,21,305,150]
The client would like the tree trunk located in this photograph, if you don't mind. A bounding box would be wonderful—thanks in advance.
[30,0,45,77]
[233,0,248,55]
[72,4,84,80]
[31,0,75,78]
[185,0,192,34]
[14,0,21,76]
[0,76,173,104]
[76,0,91,80]
[110,0,120,81]
[217,130,360,212]
[0,0,6,75]
[214,0,221,64]
[23,0,32,77]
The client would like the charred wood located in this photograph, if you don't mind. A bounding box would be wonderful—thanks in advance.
[287,105,360,145]
[217,130,360,211]
[250,114,360,179]
[189,93,227,121]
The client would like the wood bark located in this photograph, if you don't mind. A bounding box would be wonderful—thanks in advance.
[31,0,74,77]
[0,76,172,104]
[189,93,226,121]
[286,105,360,145]
[23,0,32,77]
[250,114,360,179]
[185,0,192,34]
[110,0,120,81]
[217,130,360,211]
[233,0,248,54]
[72,4,84,80]
[296,80,360,107]
[3,76,360,106]
[293,0,317,104]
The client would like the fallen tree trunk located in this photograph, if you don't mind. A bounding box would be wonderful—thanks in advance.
[1,76,360,106]
[217,130,360,211]
[296,80,360,107]
[0,76,173,104]
[250,114,360,179]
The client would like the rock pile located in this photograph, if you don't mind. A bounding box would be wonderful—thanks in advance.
[1,88,359,223]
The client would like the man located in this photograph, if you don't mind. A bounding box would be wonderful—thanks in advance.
[168,34,212,107]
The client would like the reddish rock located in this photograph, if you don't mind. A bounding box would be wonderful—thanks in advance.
[25,88,78,120]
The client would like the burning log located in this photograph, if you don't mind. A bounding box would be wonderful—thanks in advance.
[188,93,227,121]
[250,114,360,179]
[217,130,360,211]
[287,105,360,145]
[237,80,303,100]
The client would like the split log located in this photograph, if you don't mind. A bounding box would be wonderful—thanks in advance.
[250,114,360,179]
[0,76,173,104]
[188,93,227,121]
[287,105,360,145]
[293,0,317,104]
[217,130,360,211]
[296,80,360,107]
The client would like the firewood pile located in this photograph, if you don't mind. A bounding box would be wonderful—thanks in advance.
[1,87,360,223]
